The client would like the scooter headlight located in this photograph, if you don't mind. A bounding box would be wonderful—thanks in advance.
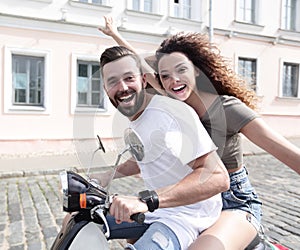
[60,171,107,212]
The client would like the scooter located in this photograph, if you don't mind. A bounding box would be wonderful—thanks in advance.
[51,129,289,250]
[51,128,145,250]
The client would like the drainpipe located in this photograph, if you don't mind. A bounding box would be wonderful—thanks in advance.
[209,0,213,44]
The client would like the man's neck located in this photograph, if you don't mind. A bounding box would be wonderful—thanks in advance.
[129,93,154,121]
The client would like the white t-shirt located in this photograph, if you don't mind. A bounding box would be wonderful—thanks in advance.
[130,95,222,250]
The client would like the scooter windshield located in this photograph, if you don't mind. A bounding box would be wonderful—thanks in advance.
[72,129,145,195]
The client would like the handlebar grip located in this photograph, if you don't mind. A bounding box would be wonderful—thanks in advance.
[130,213,145,224]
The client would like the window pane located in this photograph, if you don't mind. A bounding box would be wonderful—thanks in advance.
[144,0,153,12]
[239,0,255,23]
[133,0,140,10]
[174,3,180,17]
[78,92,87,104]
[78,64,88,77]
[12,55,44,106]
[282,63,299,97]
[182,0,191,18]
[15,89,26,103]
[77,60,103,108]
[92,80,100,91]
[92,93,100,105]
[92,0,102,4]
[92,65,100,78]
[283,0,296,30]
[238,58,257,91]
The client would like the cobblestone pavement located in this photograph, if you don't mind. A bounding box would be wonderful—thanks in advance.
[0,153,299,250]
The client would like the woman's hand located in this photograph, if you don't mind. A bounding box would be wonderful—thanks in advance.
[98,15,118,37]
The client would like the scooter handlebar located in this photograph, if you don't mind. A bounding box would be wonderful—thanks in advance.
[130,212,145,224]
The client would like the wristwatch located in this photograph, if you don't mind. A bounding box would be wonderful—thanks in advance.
[138,190,159,212]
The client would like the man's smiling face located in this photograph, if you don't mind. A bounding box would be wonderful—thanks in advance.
[103,55,146,118]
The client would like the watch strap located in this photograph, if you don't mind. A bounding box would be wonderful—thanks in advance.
[138,190,159,212]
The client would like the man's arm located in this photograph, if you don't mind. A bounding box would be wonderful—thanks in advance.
[109,151,229,222]
[156,151,229,208]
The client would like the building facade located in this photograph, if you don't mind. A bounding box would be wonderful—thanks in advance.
[1,0,300,162]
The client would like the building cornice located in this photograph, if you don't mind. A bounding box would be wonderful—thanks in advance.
[210,27,300,47]
[0,12,165,44]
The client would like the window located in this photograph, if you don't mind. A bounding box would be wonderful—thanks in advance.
[132,0,153,13]
[173,0,191,19]
[238,0,258,24]
[238,57,257,92]
[12,55,44,106]
[4,47,50,113]
[77,60,104,108]
[282,0,299,31]
[78,0,108,5]
[282,62,299,97]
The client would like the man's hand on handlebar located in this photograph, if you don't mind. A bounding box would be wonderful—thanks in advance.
[109,195,148,224]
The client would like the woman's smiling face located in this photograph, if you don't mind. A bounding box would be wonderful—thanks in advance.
[158,52,199,101]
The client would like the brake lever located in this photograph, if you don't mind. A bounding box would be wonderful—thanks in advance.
[91,206,110,238]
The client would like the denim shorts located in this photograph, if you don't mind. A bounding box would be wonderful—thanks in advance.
[126,222,180,250]
[105,216,180,250]
[222,166,262,224]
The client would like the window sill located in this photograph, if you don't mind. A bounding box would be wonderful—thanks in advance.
[73,106,109,115]
[5,105,49,114]
[276,96,300,101]
[167,16,201,25]
[29,0,53,2]
[278,28,300,40]
[68,0,112,11]
[125,9,163,20]
[233,20,265,30]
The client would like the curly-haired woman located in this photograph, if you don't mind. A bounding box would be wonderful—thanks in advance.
[98,16,300,249]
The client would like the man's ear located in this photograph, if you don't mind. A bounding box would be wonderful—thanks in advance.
[142,73,147,88]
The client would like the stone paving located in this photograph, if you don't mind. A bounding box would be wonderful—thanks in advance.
[0,153,299,250]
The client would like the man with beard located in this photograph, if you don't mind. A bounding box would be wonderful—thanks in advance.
[99,46,229,250]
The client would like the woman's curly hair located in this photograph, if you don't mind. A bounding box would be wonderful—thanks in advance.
[155,32,257,109]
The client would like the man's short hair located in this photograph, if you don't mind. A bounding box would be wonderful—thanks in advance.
[100,46,142,74]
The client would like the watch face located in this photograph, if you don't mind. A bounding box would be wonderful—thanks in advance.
[139,190,156,212]
[139,190,151,200]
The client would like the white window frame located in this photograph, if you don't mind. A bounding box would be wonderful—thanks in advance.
[127,0,159,14]
[71,53,108,114]
[238,57,258,93]
[235,0,261,24]
[279,59,300,98]
[235,54,261,96]
[169,0,201,21]
[170,0,191,19]
[77,0,110,5]
[4,47,51,114]
[281,0,300,31]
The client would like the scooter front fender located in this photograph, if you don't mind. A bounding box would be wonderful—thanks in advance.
[51,212,109,250]
[69,222,109,250]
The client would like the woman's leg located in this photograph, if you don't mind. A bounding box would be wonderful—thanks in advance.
[188,210,257,250]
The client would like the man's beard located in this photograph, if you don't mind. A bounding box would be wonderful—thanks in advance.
[113,90,145,118]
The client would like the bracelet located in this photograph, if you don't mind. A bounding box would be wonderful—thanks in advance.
[138,190,159,212]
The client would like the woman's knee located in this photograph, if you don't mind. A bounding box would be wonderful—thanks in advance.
[188,210,257,250]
